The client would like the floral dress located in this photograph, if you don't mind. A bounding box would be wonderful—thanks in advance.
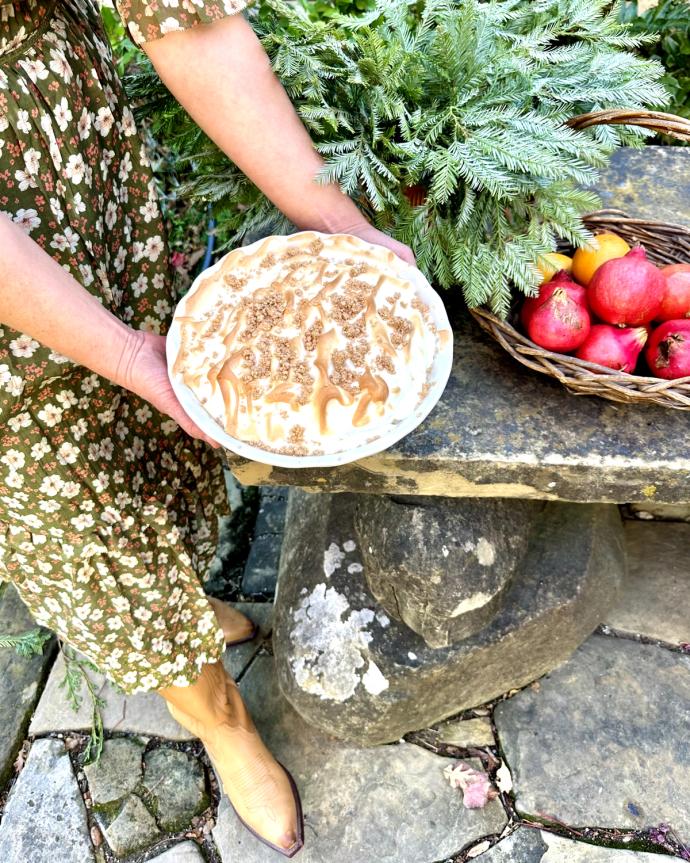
[0,0,247,693]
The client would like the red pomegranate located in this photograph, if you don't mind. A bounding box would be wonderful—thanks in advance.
[525,285,590,352]
[521,271,587,330]
[588,246,666,326]
[646,320,690,380]
[658,264,690,322]
[575,325,647,372]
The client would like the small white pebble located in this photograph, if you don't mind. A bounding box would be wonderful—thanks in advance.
[407,652,417,660]
[441,545,449,558]
[467,840,491,858]
[343,540,356,552]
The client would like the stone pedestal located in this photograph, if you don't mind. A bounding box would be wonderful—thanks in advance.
[273,491,625,745]
[355,495,542,647]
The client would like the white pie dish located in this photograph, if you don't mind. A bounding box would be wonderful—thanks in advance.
[166,232,454,468]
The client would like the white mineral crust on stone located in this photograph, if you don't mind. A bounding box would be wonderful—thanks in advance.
[289,583,390,701]
[323,542,346,578]
[362,660,389,695]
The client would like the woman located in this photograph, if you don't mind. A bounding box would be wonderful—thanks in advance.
[0,0,414,856]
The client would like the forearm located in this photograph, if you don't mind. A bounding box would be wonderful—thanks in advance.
[0,215,141,387]
[143,16,368,234]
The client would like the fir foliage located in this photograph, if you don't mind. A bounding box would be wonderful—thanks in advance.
[0,627,52,657]
[128,0,667,315]
[59,645,106,764]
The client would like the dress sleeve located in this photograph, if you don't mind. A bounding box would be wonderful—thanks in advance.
[115,0,252,47]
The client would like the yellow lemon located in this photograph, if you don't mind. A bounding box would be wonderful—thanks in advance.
[537,253,573,284]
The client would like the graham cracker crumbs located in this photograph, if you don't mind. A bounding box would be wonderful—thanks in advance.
[293,360,312,385]
[379,305,413,349]
[375,353,395,374]
[288,425,305,444]
[240,289,287,340]
[347,339,369,368]
[331,293,366,322]
[261,253,278,269]
[303,320,323,352]
[273,337,296,382]
[330,349,359,393]
[349,262,368,277]
[343,315,366,339]
[223,273,249,291]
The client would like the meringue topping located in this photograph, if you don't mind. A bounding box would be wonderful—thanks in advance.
[172,232,448,456]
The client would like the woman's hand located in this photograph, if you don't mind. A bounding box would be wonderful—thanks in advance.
[123,331,220,449]
[337,222,416,267]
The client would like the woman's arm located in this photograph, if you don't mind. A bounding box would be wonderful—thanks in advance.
[0,215,217,446]
[143,15,414,264]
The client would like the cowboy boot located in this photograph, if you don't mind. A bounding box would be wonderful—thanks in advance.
[158,660,303,857]
[207,596,258,646]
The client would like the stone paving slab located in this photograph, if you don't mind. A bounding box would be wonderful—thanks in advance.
[29,602,272,739]
[605,522,690,645]
[0,584,56,787]
[242,488,288,597]
[147,842,206,863]
[0,738,94,863]
[101,793,162,858]
[213,654,507,863]
[475,828,672,861]
[494,635,690,844]
[84,737,145,805]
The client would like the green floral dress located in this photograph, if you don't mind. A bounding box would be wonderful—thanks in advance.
[0,0,247,693]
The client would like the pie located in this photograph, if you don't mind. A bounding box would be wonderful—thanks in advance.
[171,231,450,456]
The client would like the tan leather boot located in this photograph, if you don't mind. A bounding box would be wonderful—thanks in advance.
[159,661,303,857]
[207,596,258,647]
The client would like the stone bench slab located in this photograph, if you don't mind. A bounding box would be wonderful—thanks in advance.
[228,147,690,505]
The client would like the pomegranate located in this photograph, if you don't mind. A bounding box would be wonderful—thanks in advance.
[525,285,590,352]
[587,246,666,325]
[645,320,690,380]
[658,264,690,322]
[575,325,647,372]
[521,271,587,330]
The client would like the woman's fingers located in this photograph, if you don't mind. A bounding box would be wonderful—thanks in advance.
[343,223,416,266]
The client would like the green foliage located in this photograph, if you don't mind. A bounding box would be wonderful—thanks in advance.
[59,645,105,764]
[620,0,690,127]
[125,0,666,315]
[0,627,52,657]
[301,0,376,18]
[100,5,139,78]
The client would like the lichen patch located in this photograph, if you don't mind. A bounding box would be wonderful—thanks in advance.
[323,541,346,578]
[289,583,379,701]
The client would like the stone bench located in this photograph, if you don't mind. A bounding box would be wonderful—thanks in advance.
[226,146,690,745]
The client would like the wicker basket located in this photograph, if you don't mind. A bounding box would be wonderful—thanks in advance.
[469,108,690,410]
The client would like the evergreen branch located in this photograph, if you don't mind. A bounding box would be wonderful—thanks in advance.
[59,644,106,765]
[0,628,53,658]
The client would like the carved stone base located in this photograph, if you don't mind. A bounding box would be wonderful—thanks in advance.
[273,491,625,745]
